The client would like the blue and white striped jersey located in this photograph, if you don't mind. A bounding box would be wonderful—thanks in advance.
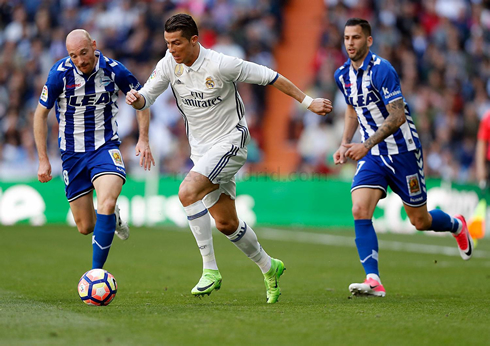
[334,51,421,155]
[39,51,141,153]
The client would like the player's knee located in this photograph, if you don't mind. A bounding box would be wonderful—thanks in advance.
[215,218,239,234]
[97,199,117,215]
[352,203,370,220]
[178,183,198,206]
[76,222,94,235]
[410,216,431,231]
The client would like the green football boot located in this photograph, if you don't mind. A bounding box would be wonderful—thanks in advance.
[191,269,222,296]
[263,258,285,304]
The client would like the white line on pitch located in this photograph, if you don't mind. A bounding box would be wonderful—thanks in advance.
[260,228,490,259]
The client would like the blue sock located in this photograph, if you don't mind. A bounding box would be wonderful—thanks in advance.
[354,219,379,276]
[429,209,459,233]
[92,213,116,269]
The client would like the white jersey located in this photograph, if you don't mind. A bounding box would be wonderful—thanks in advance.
[139,45,278,154]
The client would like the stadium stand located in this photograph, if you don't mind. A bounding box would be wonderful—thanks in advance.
[0,0,489,185]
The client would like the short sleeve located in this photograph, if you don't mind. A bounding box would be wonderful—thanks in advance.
[39,65,64,109]
[218,53,276,86]
[138,57,171,109]
[334,68,351,106]
[372,62,403,105]
[113,62,142,94]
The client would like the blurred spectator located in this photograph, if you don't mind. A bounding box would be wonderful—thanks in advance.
[2,0,488,185]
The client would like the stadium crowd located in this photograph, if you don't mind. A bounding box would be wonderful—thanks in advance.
[293,0,490,183]
[0,0,284,180]
[0,0,489,185]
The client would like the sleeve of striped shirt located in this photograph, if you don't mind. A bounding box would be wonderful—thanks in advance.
[113,62,142,94]
[218,53,277,86]
[372,62,403,105]
[39,63,64,109]
[138,58,170,110]
[334,67,351,105]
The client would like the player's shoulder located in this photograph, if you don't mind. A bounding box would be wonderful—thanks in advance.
[370,53,397,74]
[48,57,74,75]
[99,53,129,74]
[334,60,350,80]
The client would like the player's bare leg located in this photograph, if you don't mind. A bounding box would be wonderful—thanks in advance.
[69,193,96,235]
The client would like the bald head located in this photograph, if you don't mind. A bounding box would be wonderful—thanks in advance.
[66,29,92,47]
[66,29,97,75]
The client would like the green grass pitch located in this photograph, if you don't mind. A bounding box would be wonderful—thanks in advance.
[1,225,490,345]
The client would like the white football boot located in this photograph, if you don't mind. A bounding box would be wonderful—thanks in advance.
[114,205,130,240]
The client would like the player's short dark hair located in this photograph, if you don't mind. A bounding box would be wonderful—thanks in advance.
[345,18,371,37]
[165,14,198,41]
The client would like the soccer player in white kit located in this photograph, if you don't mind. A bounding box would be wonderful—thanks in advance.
[126,14,332,303]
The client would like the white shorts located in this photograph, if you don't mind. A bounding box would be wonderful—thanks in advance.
[191,127,248,208]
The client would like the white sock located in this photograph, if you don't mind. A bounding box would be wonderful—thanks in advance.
[184,200,218,270]
[453,218,463,235]
[226,219,271,273]
[367,273,382,284]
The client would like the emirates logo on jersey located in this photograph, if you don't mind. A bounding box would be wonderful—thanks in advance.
[205,77,215,89]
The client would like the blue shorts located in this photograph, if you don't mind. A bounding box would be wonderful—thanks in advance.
[351,149,427,207]
[61,141,126,202]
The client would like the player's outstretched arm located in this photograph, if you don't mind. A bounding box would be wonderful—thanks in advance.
[126,89,146,110]
[271,74,333,116]
[135,108,155,171]
[33,103,52,183]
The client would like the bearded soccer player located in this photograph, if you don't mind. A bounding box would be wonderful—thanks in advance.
[34,29,154,269]
[126,14,332,303]
[334,18,473,297]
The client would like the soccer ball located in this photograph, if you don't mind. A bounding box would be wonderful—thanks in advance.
[78,269,117,306]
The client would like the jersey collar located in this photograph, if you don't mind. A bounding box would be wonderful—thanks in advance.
[187,44,206,72]
[72,50,102,76]
[359,50,373,71]
[348,50,373,72]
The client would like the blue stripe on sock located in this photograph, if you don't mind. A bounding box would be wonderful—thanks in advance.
[231,222,247,243]
[187,209,208,221]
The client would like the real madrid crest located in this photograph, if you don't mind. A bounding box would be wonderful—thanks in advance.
[174,64,184,77]
[205,76,215,89]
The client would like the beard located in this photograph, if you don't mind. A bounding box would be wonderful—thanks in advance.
[349,45,368,62]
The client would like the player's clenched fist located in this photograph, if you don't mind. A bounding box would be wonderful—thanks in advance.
[37,160,52,183]
[309,98,333,116]
[126,89,144,109]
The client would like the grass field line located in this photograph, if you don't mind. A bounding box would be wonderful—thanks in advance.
[260,228,490,259]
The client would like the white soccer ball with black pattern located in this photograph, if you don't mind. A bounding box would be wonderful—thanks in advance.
[78,269,117,306]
